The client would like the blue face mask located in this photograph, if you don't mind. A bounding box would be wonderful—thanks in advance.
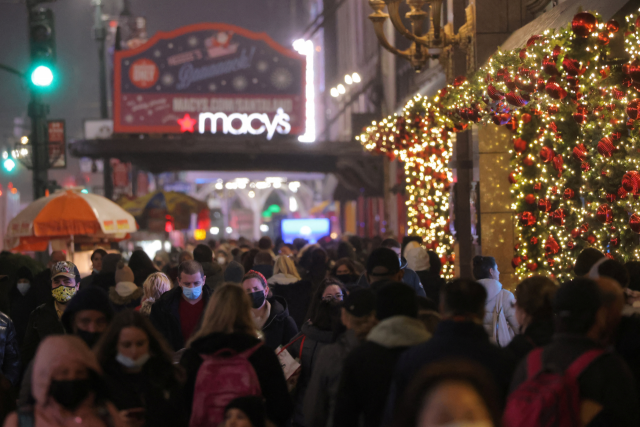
[182,284,203,300]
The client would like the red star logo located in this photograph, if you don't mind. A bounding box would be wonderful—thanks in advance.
[177,114,197,133]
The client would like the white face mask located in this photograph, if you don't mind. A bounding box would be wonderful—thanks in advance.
[116,352,150,369]
[17,281,31,296]
[217,257,226,265]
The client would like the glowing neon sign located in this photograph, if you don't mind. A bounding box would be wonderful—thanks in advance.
[181,108,292,140]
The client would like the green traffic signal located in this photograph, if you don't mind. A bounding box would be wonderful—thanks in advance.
[3,158,16,173]
[30,65,53,87]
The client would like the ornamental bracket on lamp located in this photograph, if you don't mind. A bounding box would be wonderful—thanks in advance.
[367,0,476,81]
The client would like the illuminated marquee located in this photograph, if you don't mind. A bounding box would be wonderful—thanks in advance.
[195,108,291,140]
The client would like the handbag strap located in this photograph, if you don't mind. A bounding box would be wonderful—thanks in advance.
[278,334,305,355]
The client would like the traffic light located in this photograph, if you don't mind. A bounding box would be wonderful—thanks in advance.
[2,152,16,173]
[28,7,56,88]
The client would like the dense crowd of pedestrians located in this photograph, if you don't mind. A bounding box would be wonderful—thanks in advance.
[0,235,638,427]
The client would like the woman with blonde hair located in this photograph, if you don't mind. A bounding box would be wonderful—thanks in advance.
[136,272,171,316]
[268,255,301,286]
[179,284,293,426]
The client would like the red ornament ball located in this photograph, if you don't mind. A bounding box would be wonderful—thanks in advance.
[545,82,568,100]
[572,12,597,38]
[523,156,534,167]
[631,214,640,233]
[508,172,517,184]
[522,113,532,123]
[525,194,536,204]
[586,235,597,245]
[511,257,522,268]
[598,33,610,45]
[551,208,566,226]
[573,143,588,161]
[607,19,620,33]
[487,85,504,101]
[514,138,528,153]
[544,235,560,255]
[571,228,581,239]
[623,171,640,193]
[627,99,640,120]
[453,76,466,87]
[597,204,613,224]
[597,137,615,158]
[528,262,538,272]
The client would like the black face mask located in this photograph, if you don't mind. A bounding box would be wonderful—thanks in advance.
[249,291,266,309]
[49,379,92,411]
[76,329,102,348]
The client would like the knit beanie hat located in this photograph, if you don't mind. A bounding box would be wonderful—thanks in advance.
[375,282,418,320]
[225,396,266,427]
[115,261,135,284]
[61,286,114,332]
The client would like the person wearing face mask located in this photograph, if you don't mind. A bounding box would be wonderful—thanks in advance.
[4,335,125,427]
[242,271,297,351]
[329,258,360,291]
[94,310,187,427]
[60,286,114,349]
[21,261,81,367]
[150,260,212,351]
[393,360,501,427]
[9,267,40,347]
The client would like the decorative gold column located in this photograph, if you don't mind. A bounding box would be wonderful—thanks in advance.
[478,124,518,290]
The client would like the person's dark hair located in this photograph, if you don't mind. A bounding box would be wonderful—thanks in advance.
[393,360,502,427]
[596,259,630,288]
[336,241,355,261]
[308,247,329,286]
[515,276,557,320]
[442,279,487,319]
[626,261,640,292]
[16,266,34,282]
[94,310,182,381]
[293,238,308,252]
[178,260,204,279]
[258,236,273,250]
[128,250,158,285]
[348,236,363,253]
[311,300,345,337]
[381,238,401,249]
[305,278,347,322]
[554,278,602,334]
[243,271,268,290]
[102,253,123,274]
[376,282,419,320]
[242,248,260,274]
[427,251,442,276]
[193,244,214,264]
[331,258,357,276]
[472,256,497,280]
[91,248,108,261]
[574,248,604,277]
[254,250,274,266]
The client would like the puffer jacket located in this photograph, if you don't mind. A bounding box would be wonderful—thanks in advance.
[476,278,518,342]
[262,296,298,350]
[287,322,337,427]
[0,312,20,385]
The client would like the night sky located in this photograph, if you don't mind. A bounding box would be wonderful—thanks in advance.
[0,0,305,200]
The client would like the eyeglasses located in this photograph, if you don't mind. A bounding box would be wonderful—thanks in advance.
[322,294,344,301]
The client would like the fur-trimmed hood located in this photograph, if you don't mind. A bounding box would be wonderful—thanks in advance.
[366,315,431,348]
[109,283,143,305]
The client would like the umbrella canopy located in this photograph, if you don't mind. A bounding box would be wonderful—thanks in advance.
[6,189,137,252]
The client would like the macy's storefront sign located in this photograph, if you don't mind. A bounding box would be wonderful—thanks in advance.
[178,109,291,141]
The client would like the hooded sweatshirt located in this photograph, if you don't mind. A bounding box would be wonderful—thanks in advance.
[4,335,124,427]
[333,316,430,427]
[476,278,519,344]
[260,296,298,350]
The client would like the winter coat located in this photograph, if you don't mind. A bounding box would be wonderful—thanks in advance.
[505,317,554,364]
[476,278,519,341]
[287,322,338,427]
[102,356,187,427]
[149,286,212,351]
[355,269,427,298]
[262,296,298,351]
[615,314,640,407]
[180,332,293,426]
[20,300,65,367]
[108,283,143,312]
[270,280,313,328]
[510,334,639,427]
[78,271,97,290]
[9,281,49,348]
[386,319,517,424]
[0,312,20,385]
[333,316,430,427]
[200,262,224,292]
[415,269,445,304]
[4,336,125,427]
[303,329,360,427]
[91,272,116,294]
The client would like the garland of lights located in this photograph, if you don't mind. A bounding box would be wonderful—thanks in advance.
[359,9,640,281]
